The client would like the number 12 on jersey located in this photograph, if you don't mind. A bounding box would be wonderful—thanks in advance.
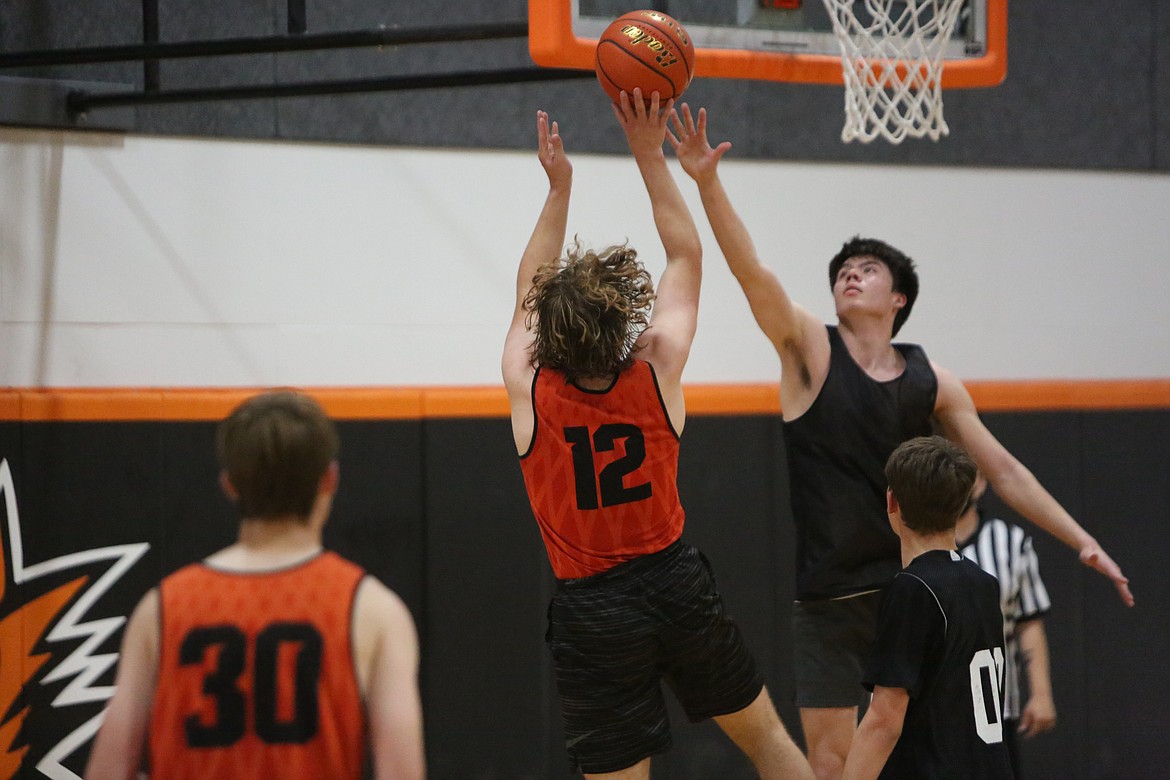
[564,424,652,510]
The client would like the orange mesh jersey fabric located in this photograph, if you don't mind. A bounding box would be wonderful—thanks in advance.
[520,360,685,579]
[150,551,366,780]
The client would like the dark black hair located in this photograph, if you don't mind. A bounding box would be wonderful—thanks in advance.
[828,236,919,337]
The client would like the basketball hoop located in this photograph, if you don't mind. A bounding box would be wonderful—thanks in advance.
[822,0,967,144]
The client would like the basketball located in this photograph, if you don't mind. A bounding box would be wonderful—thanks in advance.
[595,10,695,106]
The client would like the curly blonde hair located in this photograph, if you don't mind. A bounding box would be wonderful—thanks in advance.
[523,241,656,383]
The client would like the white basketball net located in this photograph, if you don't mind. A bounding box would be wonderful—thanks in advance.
[822,0,967,144]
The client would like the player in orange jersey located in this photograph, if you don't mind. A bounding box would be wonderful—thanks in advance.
[502,90,814,780]
[85,390,424,780]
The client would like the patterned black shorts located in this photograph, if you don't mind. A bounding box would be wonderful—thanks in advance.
[546,541,764,775]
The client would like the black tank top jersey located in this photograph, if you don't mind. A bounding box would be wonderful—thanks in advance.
[865,551,1015,780]
[783,325,938,600]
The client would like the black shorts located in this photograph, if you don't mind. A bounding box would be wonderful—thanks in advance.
[546,541,764,775]
[791,590,882,708]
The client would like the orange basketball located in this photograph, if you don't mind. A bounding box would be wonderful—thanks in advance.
[595,10,695,105]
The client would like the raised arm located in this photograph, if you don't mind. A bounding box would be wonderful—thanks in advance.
[615,89,701,393]
[502,110,572,450]
[932,364,1134,606]
[84,590,160,780]
[668,104,827,415]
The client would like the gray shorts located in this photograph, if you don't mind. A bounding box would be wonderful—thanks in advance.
[791,590,882,708]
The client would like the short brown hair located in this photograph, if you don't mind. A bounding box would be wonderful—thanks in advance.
[216,390,339,520]
[523,241,655,383]
[884,436,976,535]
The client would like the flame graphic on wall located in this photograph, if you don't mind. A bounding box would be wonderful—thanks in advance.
[0,460,149,780]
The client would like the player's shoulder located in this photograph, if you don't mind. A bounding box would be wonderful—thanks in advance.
[318,548,367,576]
[892,331,930,356]
[939,547,998,579]
[890,561,945,606]
[903,549,988,595]
[926,359,964,392]
[503,355,537,400]
[885,565,950,635]
[120,586,162,658]
[953,553,1003,601]
[157,560,223,596]
[355,575,415,631]
[132,586,161,622]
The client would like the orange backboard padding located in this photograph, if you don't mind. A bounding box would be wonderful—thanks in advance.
[1,380,1167,422]
[528,0,1007,88]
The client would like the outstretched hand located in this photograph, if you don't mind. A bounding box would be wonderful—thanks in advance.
[612,88,673,159]
[1079,543,1135,606]
[536,110,571,189]
[666,103,731,184]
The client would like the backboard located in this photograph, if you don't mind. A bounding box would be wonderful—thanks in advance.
[529,0,1006,88]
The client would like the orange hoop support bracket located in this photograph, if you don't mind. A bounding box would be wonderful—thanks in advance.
[528,0,1006,88]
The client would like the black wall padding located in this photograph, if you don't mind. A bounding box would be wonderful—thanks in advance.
[1,409,1166,778]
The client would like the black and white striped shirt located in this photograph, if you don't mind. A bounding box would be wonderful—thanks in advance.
[958,514,1051,719]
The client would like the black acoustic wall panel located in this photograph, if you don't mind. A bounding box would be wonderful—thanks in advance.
[979,410,1170,780]
[327,419,427,618]
[1077,412,1170,780]
[1,409,1167,778]
[1,0,1167,170]
[420,417,558,779]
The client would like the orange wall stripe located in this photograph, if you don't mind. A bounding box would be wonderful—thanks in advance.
[963,380,1170,412]
[19,389,169,421]
[0,380,1167,422]
[306,388,424,420]
[0,391,20,421]
[684,384,781,415]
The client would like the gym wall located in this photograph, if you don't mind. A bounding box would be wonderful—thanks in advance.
[3,130,1168,389]
[1,1,1168,779]
[2,398,1167,779]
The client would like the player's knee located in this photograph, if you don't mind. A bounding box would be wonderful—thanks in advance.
[806,743,847,780]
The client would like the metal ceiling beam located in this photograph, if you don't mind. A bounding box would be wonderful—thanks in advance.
[67,67,594,113]
[2,15,594,121]
[0,22,530,69]
[0,75,134,129]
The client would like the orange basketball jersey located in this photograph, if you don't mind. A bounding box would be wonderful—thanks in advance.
[520,360,685,579]
[150,551,366,780]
